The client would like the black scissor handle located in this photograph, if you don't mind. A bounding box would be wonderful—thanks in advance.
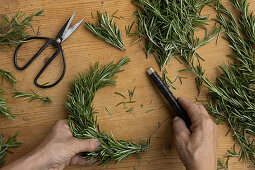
[14,37,66,88]
[14,37,53,70]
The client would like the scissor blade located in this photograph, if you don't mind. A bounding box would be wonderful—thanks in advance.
[62,18,84,42]
[56,11,77,41]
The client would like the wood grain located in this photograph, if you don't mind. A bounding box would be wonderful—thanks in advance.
[0,0,254,169]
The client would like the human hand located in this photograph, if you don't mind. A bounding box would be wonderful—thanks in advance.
[2,119,100,170]
[172,97,217,170]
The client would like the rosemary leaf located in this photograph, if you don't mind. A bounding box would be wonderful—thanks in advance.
[126,107,134,114]
[146,109,154,113]
[114,92,126,99]
[105,107,112,115]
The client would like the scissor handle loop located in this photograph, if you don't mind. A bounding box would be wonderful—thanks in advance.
[14,37,66,88]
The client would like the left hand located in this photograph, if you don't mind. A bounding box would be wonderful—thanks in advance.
[1,119,100,170]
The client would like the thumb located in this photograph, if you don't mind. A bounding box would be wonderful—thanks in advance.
[71,138,100,153]
[172,117,190,147]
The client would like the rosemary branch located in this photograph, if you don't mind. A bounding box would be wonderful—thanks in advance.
[13,89,52,105]
[0,132,22,167]
[0,9,44,47]
[65,57,151,167]
[85,11,126,51]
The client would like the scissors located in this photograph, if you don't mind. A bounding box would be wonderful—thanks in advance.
[14,11,84,88]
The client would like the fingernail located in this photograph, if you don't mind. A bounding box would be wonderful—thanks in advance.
[173,116,180,122]
[96,140,101,148]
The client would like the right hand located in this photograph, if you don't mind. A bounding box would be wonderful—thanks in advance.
[172,97,217,170]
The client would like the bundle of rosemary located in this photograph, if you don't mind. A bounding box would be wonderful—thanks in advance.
[0,132,22,167]
[132,0,254,168]
[65,57,151,167]
[204,0,255,167]
[85,11,126,51]
[132,0,220,70]
[0,9,44,47]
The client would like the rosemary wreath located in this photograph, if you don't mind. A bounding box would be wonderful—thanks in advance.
[65,57,151,167]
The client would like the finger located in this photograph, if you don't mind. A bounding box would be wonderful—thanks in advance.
[70,154,96,166]
[197,104,210,117]
[178,97,205,122]
[52,119,73,136]
[72,138,100,153]
[172,117,190,144]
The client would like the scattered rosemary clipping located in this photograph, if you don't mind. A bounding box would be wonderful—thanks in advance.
[65,57,151,167]
[85,11,126,51]
[0,9,44,47]
[13,89,52,105]
[0,132,22,167]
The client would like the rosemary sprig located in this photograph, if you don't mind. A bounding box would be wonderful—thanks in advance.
[114,92,126,99]
[115,101,136,107]
[0,132,22,167]
[145,109,154,113]
[0,89,15,119]
[0,69,16,85]
[85,11,126,51]
[128,86,136,101]
[65,57,151,167]
[162,69,177,90]
[13,89,52,105]
[125,21,135,37]
[0,9,44,47]
[126,107,134,114]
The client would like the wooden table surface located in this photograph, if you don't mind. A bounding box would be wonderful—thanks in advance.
[0,0,254,169]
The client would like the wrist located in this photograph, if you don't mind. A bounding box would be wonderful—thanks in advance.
[1,149,47,170]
